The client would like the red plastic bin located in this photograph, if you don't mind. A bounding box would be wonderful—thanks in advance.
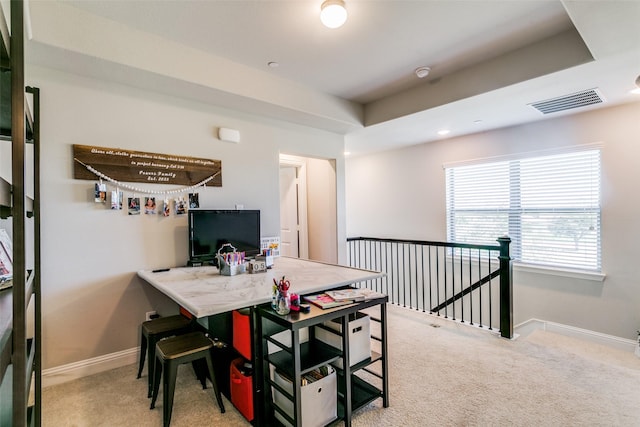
[232,309,252,360]
[230,358,254,422]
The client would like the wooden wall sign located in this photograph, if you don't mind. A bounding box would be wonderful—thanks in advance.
[72,144,222,187]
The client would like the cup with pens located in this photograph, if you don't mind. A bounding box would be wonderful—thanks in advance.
[216,243,246,276]
[273,276,291,315]
[271,276,308,315]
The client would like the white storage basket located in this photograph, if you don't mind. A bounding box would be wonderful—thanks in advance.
[272,365,337,427]
[314,312,371,368]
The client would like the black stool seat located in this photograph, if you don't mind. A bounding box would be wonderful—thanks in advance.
[150,331,225,427]
[137,314,193,398]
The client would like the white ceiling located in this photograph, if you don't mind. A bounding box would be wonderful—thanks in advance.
[24,1,640,155]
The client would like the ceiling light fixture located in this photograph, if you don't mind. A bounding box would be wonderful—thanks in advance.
[320,0,347,29]
[415,66,431,79]
[437,129,451,136]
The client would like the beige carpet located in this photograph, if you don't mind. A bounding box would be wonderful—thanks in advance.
[42,304,640,426]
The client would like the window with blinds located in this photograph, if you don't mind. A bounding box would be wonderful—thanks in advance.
[446,149,601,271]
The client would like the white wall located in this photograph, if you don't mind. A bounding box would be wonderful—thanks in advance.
[345,101,640,340]
[28,65,346,369]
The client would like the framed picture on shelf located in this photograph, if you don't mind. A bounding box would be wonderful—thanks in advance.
[0,229,13,289]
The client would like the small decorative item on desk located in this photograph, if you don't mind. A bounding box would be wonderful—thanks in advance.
[289,293,311,313]
[273,277,291,315]
[216,243,246,276]
[256,248,274,269]
[247,259,267,274]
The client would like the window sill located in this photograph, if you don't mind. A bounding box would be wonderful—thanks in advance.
[513,262,605,282]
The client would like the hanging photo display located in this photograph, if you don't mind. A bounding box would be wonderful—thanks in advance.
[175,197,187,215]
[110,190,123,210]
[73,144,222,187]
[189,193,200,209]
[144,197,157,215]
[94,182,107,203]
[128,197,140,215]
[74,145,222,214]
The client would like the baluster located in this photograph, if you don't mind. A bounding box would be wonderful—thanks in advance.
[420,245,425,312]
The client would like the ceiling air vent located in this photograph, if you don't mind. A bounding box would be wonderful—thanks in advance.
[529,88,604,114]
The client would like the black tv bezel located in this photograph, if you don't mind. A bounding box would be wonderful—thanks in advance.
[187,209,261,264]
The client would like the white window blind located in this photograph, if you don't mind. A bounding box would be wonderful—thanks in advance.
[446,149,601,271]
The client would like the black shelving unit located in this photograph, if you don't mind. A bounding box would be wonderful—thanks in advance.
[256,295,389,427]
[0,1,42,426]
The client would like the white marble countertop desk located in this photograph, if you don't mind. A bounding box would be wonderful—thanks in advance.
[137,257,384,318]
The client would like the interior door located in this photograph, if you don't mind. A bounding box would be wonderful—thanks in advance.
[279,166,299,258]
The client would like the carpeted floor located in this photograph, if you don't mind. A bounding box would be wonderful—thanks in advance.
[42,304,640,426]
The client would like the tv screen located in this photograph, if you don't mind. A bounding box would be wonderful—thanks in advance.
[188,210,261,264]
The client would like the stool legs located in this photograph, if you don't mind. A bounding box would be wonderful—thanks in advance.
[149,356,162,410]
[150,356,177,427]
[205,350,225,413]
[150,349,225,427]
[193,360,208,390]
[163,361,179,427]
[136,331,159,398]
[146,335,158,397]
[136,333,147,380]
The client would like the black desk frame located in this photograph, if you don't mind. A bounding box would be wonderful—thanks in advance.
[253,295,389,426]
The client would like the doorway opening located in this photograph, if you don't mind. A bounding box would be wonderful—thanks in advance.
[279,154,337,263]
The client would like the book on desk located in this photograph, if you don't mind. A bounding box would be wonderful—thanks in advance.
[303,293,352,309]
[304,287,385,309]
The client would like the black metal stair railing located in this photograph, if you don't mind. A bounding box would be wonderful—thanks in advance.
[346,236,513,339]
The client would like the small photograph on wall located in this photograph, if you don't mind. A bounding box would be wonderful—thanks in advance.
[94,183,107,203]
[189,193,200,209]
[175,198,187,216]
[162,199,171,217]
[110,190,123,210]
[128,197,140,215]
[144,197,157,214]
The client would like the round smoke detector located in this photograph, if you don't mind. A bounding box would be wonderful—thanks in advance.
[415,66,431,79]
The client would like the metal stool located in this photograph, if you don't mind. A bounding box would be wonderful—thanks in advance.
[137,314,193,398]
[150,331,225,427]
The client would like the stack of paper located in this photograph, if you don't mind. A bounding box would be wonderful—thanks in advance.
[304,287,385,309]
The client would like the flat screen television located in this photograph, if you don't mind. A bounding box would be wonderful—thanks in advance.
[188,209,261,265]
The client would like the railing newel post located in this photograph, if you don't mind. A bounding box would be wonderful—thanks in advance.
[497,236,513,339]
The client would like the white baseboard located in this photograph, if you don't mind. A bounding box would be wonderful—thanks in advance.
[515,318,637,353]
[42,347,139,388]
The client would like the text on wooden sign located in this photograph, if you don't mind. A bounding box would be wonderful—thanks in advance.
[72,144,222,187]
